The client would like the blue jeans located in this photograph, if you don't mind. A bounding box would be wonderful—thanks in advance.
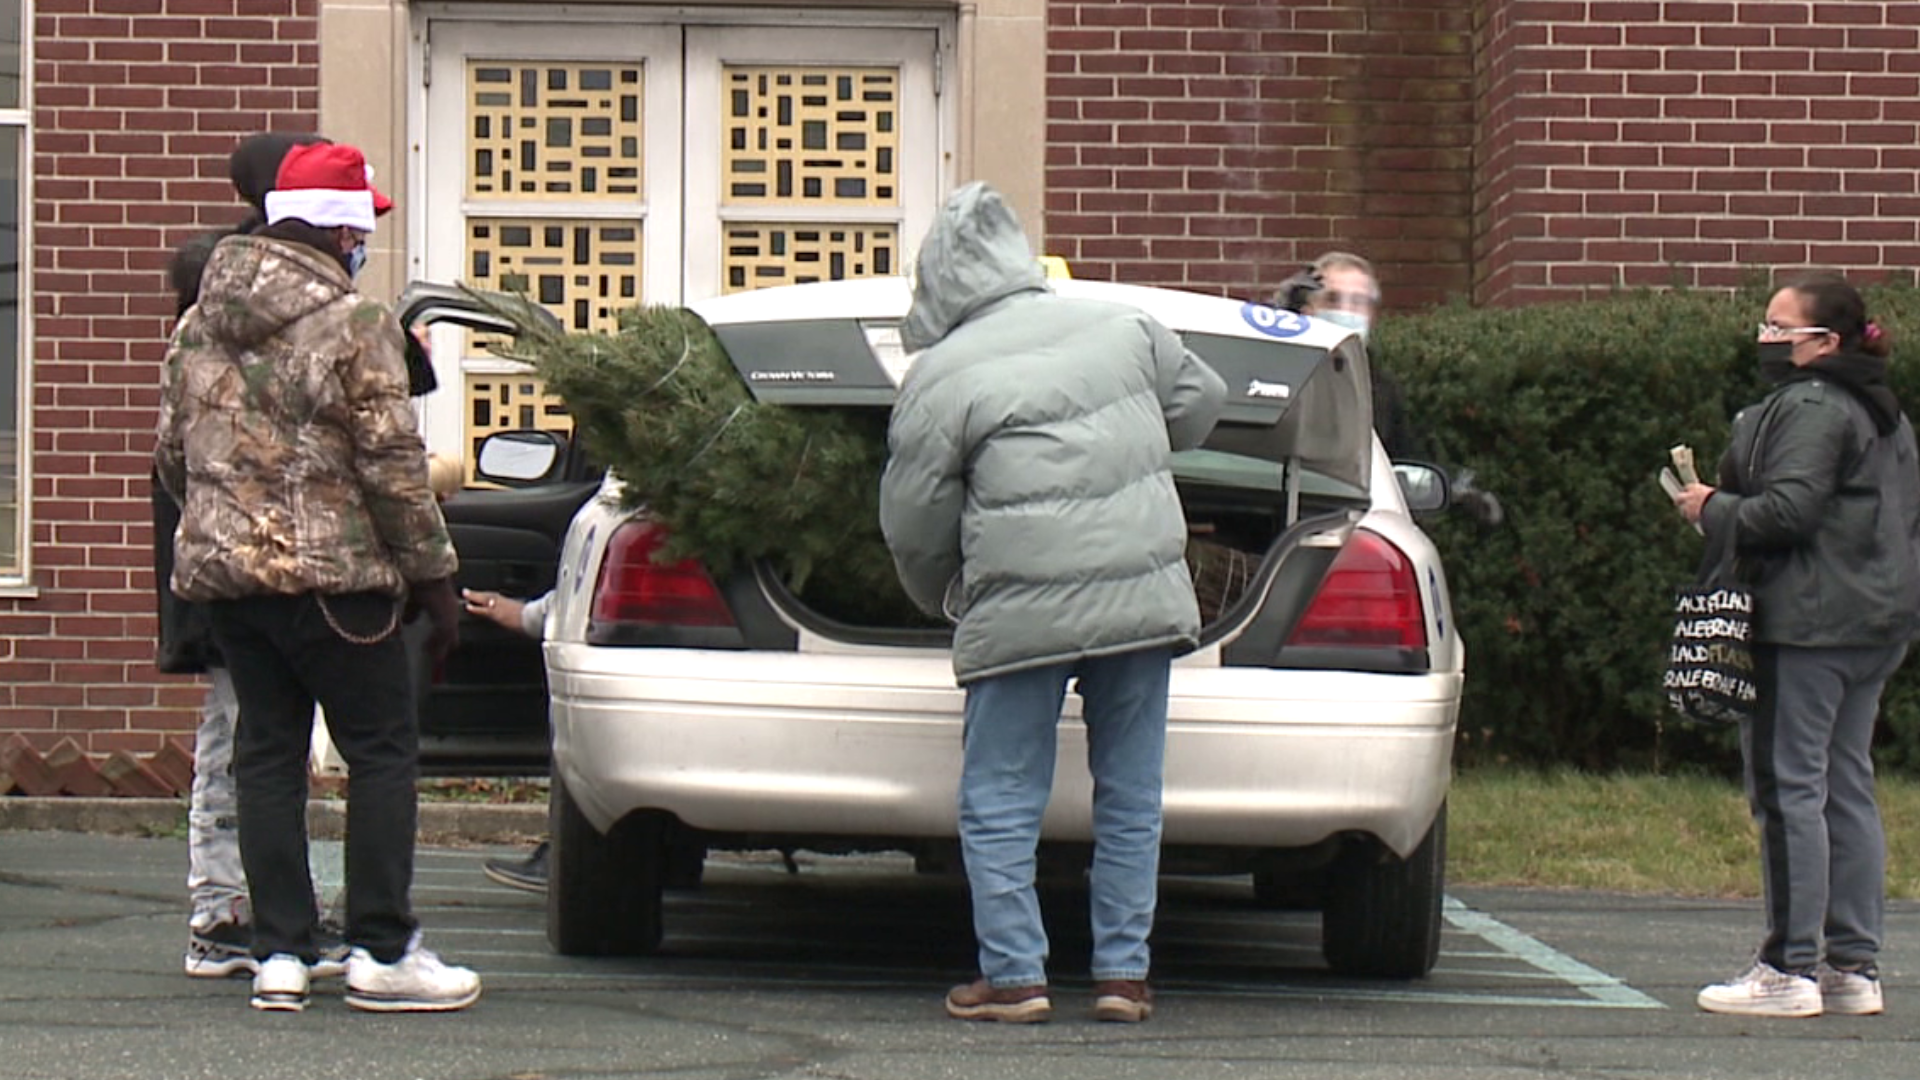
[959,647,1171,987]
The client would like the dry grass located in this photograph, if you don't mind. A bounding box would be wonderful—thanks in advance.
[1451,768,1920,899]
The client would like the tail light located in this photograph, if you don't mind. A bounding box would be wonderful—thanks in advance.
[1286,529,1427,650]
[589,520,735,628]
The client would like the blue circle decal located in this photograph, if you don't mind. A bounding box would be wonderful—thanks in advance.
[1240,302,1311,339]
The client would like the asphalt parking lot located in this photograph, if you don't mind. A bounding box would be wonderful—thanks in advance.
[2,828,1917,1080]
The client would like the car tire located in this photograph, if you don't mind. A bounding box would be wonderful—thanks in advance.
[1320,802,1446,979]
[546,770,667,956]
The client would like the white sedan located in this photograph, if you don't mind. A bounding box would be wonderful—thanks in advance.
[538,276,1463,978]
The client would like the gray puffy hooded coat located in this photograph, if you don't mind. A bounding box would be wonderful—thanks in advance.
[879,183,1228,684]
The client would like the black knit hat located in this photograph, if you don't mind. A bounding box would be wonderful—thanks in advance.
[229,131,329,214]
[168,132,332,315]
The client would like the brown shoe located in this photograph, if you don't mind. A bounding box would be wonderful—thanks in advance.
[1093,979,1153,1022]
[945,978,1052,1023]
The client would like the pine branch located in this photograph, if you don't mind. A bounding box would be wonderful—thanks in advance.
[469,293,936,628]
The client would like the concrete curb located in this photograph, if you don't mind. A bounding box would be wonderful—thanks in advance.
[0,797,547,846]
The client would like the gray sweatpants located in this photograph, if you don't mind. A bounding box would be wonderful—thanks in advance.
[188,668,249,930]
[1742,641,1907,973]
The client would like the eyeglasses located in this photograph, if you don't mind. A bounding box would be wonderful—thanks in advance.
[1756,323,1831,340]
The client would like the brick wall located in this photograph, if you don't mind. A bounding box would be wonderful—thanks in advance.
[6,0,318,755]
[1471,0,1524,305]
[1044,0,1478,309]
[1472,0,1920,307]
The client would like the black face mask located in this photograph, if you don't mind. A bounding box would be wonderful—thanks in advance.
[1757,341,1798,384]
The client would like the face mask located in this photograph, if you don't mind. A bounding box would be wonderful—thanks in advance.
[1757,340,1797,383]
[1318,309,1371,342]
[347,242,368,279]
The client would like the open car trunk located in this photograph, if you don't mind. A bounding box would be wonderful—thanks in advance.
[690,277,1376,645]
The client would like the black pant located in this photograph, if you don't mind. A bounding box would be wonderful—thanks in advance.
[208,592,419,964]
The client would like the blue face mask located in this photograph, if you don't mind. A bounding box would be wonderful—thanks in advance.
[347,242,368,279]
[1318,309,1371,342]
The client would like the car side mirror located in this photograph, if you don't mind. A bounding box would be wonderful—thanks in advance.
[475,431,568,488]
[1393,462,1450,515]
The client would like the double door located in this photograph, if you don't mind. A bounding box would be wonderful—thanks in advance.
[415,17,946,460]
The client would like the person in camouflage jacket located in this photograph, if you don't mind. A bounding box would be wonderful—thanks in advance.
[155,231,454,600]
[154,142,479,1014]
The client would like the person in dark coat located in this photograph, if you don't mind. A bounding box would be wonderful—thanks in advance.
[1676,272,1920,1019]
[1273,252,1504,525]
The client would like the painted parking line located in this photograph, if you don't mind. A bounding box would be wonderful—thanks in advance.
[1442,898,1664,1009]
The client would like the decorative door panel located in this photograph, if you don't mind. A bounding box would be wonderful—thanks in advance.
[416,16,944,468]
[685,27,939,302]
[420,21,682,473]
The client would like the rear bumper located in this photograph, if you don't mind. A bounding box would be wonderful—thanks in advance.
[548,645,1460,858]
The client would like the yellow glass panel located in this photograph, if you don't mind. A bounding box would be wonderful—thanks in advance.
[468,60,643,200]
[466,217,643,337]
[722,222,898,293]
[722,65,899,206]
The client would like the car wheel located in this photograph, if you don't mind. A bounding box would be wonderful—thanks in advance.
[546,770,666,956]
[1320,802,1446,979]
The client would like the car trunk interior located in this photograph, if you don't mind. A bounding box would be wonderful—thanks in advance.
[720,317,1377,650]
[761,439,1368,645]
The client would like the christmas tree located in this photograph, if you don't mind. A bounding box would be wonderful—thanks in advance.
[483,296,935,628]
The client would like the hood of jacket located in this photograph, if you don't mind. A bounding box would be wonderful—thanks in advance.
[1788,349,1903,436]
[191,234,352,352]
[899,182,1049,352]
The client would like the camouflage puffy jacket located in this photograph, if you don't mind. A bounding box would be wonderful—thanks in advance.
[155,234,456,601]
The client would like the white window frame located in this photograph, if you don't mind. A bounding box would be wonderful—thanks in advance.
[0,0,32,593]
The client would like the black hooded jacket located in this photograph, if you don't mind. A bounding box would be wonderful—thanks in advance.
[1702,350,1920,647]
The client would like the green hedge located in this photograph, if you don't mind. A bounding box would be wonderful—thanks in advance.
[1376,280,1920,773]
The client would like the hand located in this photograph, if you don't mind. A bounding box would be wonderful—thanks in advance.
[461,588,529,633]
[1273,267,1323,313]
[409,577,461,663]
[1674,482,1715,524]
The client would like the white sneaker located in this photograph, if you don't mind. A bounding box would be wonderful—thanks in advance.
[1697,960,1821,1018]
[345,935,481,1013]
[1818,963,1884,1016]
[250,954,310,1012]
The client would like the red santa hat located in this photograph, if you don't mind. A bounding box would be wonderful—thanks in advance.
[264,142,393,233]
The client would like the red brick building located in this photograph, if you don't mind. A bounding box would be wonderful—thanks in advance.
[4,0,1916,770]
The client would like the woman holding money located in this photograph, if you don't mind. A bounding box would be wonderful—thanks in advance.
[1671,272,1920,1019]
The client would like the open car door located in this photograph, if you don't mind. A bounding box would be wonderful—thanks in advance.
[398,283,598,775]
